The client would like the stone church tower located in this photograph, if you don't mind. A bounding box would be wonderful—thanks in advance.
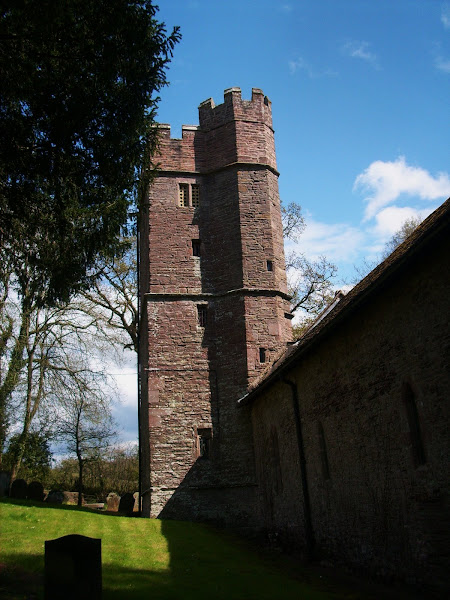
[139,88,292,525]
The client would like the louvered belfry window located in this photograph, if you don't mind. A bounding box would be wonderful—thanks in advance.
[191,184,200,207]
[178,183,189,207]
[178,183,200,208]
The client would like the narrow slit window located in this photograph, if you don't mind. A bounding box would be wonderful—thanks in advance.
[402,382,426,467]
[266,260,273,272]
[197,428,211,458]
[191,184,200,208]
[178,183,189,207]
[192,239,201,257]
[197,305,207,327]
[259,347,266,363]
[318,422,330,480]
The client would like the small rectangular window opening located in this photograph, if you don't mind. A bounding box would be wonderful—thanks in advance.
[197,305,207,327]
[192,239,201,257]
[266,260,273,272]
[197,428,211,458]
[191,184,200,208]
[178,183,189,207]
[259,347,266,363]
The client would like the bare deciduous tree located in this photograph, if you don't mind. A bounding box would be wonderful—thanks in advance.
[382,216,422,259]
[53,364,117,506]
[282,202,337,333]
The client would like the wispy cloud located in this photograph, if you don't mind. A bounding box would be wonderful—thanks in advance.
[287,219,364,263]
[353,156,450,221]
[435,55,450,72]
[441,4,450,28]
[342,40,380,70]
[289,56,313,76]
[289,56,337,78]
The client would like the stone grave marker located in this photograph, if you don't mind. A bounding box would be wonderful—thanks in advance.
[46,490,64,504]
[118,492,135,514]
[45,534,101,600]
[27,481,45,501]
[105,492,120,511]
[10,478,28,499]
[0,471,10,497]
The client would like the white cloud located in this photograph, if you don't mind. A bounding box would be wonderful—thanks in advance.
[371,205,433,238]
[287,218,364,262]
[353,156,450,221]
[342,40,380,69]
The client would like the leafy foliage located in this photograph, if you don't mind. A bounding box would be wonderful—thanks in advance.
[3,431,52,481]
[0,0,180,304]
[49,446,138,499]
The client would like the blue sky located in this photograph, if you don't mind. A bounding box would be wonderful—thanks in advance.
[155,0,449,279]
[114,0,449,445]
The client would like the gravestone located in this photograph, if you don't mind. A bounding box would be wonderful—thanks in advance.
[62,491,82,505]
[0,471,10,497]
[133,492,140,513]
[45,534,101,600]
[118,492,134,514]
[105,492,120,511]
[27,481,45,501]
[10,478,28,499]
[46,490,64,504]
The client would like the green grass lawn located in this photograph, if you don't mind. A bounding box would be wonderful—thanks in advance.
[0,498,406,600]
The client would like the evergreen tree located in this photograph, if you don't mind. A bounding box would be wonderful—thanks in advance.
[0,0,180,305]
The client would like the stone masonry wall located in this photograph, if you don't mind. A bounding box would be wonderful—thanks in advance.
[250,227,450,591]
[140,88,292,524]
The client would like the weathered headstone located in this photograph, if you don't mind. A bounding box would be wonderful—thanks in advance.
[10,478,28,499]
[0,471,10,497]
[133,492,140,513]
[45,534,101,600]
[27,480,45,501]
[46,490,64,504]
[105,492,120,512]
[118,492,135,514]
[62,491,82,505]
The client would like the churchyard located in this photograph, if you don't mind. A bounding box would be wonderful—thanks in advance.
[0,497,425,600]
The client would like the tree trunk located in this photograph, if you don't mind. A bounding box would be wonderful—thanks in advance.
[77,455,83,506]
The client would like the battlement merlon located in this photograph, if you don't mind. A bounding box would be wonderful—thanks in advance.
[155,123,200,139]
[198,87,273,132]
[153,88,277,173]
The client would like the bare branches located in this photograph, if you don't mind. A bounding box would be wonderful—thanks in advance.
[281,202,338,329]
[77,240,138,353]
[282,201,306,242]
[0,255,122,464]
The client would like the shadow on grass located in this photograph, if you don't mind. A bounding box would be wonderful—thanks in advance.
[2,498,413,600]
[0,553,176,600]
[0,553,43,600]
[0,496,132,517]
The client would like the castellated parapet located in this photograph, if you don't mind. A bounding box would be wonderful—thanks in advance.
[139,88,292,525]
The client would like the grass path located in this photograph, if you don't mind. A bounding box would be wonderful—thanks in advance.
[0,498,406,600]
